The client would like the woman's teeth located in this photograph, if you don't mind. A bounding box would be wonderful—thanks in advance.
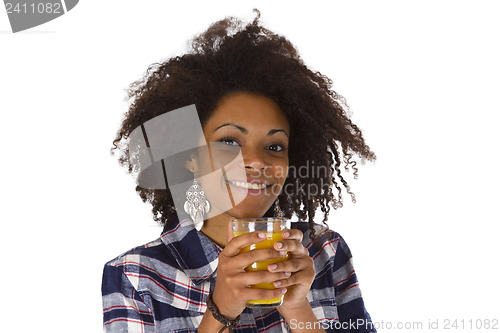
[231,181,267,190]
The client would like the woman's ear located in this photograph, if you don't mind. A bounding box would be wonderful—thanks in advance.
[185,153,197,174]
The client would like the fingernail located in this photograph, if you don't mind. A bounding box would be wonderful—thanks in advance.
[258,233,266,239]
[284,272,291,277]
[275,242,283,249]
[280,250,287,256]
[274,280,282,287]
[281,288,287,294]
[268,264,277,270]
[283,231,290,238]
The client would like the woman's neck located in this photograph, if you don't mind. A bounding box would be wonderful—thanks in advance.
[200,213,234,248]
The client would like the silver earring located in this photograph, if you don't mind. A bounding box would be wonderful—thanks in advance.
[274,198,284,218]
[184,178,210,231]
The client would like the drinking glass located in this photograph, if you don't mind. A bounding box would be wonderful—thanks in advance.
[232,217,291,308]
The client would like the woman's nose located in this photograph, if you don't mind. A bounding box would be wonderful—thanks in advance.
[243,148,268,171]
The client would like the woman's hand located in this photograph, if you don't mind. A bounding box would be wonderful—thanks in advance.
[270,229,316,311]
[211,223,290,319]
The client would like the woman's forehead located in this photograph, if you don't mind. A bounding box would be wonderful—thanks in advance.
[205,92,290,132]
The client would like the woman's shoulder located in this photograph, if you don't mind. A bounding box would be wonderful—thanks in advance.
[292,221,351,266]
[104,217,188,271]
[103,235,179,272]
[292,221,341,246]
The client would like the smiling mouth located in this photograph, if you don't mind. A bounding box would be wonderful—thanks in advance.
[227,180,269,190]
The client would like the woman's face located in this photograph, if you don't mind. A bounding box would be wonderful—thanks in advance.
[190,92,290,219]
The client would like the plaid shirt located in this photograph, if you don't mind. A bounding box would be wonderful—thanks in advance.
[102,216,376,332]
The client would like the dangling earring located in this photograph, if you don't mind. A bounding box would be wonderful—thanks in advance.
[274,197,284,218]
[184,178,210,231]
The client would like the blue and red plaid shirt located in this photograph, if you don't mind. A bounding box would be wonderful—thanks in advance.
[102,216,376,332]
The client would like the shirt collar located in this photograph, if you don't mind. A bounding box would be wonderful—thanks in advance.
[160,214,221,285]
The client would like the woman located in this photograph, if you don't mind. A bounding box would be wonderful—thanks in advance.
[102,10,376,333]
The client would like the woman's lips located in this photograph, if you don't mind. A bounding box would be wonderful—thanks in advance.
[229,180,267,189]
[225,179,271,196]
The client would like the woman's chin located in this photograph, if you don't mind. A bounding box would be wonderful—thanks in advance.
[225,202,274,219]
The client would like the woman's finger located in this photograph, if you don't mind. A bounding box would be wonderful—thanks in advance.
[223,247,287,272]
[241,285,287,301]
[267,256,314,274]
[281,229,303,242]
[229,270,292,287]
[273,239,308,257]
[239,247,287,268]
[271,269,315,288]
[222,230,267,257]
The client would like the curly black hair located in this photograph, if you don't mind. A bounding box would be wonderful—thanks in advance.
[111,9,376,235]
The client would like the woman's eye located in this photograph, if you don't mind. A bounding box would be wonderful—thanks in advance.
[218,137,240,146]
[267,144,287,152]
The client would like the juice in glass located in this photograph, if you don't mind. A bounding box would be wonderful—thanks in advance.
[232,217,290,308]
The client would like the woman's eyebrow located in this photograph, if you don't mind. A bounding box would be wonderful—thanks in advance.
[214,123,289,138]
[214,123,247,133]
[268,129,289,138]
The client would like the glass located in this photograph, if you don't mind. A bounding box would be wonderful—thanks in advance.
[231,217,291,308]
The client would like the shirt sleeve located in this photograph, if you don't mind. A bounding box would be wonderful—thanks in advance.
[102,263,156,333]
[332,235,376,333]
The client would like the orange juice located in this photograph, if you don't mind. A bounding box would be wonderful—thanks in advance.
[234,230,289,306]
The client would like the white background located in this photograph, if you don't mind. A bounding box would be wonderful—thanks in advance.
[1,1,499,332]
